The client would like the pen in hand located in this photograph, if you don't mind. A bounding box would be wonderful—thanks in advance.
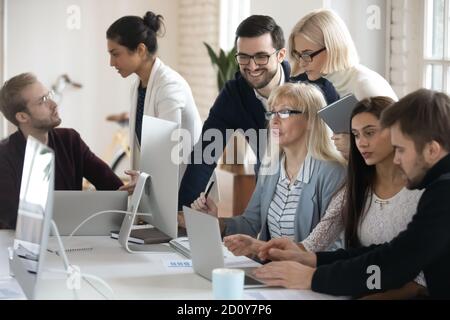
[205,181,215,199]
[190,180,218,216]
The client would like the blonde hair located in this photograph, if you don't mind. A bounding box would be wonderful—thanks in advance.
[260,83,344,177]
[289,9,359,75]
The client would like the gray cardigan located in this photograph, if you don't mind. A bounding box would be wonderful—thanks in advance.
[224,158,346,245]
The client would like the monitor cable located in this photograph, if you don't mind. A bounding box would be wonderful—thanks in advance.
[48,220,115,300]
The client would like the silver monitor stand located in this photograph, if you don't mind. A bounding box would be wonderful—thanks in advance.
[117,172,173,253]
[9,220,71,299]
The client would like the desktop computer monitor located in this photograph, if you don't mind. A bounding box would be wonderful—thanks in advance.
[139,115,180,239]
[118,116,180,252]
[10,136,55,299]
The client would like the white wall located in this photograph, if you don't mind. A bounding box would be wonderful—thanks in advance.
[250,0,325,46]
[178,0,220,121]
[250,0,389,78]
[327,0,388,77]
[5,0,178,161]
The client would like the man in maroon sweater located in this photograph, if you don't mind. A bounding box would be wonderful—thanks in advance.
[0,73,135,229]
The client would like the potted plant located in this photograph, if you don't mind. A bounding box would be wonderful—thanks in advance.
[203,42,238,91]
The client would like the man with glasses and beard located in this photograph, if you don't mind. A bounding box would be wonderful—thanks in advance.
[0,73,137,229]
[178,15,290,210]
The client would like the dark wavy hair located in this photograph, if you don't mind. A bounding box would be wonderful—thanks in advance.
[381,88,450,153]
[235,15,285,50]
[343,96,395,248]
[106,11,165,54]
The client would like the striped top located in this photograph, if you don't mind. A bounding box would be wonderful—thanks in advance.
[267,154,315,239]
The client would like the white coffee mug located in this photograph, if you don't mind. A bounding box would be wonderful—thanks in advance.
[212,268,245,300]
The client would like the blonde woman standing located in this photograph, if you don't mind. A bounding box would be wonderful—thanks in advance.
[289,9,397,159]
[188,83,346,257]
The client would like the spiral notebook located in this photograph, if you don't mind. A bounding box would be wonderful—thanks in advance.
[46,237,93,255]
[47,246,93,255]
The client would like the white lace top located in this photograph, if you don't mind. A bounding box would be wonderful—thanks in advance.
[358,188,423,246]
[301,187,426,287]
[301,188,346,252]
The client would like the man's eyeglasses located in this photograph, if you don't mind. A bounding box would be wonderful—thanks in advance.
[235,50,279,66]
[265,109,304,121]
[292,47,326,63]
[34,90,55,106]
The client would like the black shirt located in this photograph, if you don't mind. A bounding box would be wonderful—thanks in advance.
[312,153,450,299]
[290,73,340,105]
[135,85,147,145]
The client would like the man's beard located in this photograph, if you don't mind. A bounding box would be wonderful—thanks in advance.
[242,66,278,90]
[404,156,429,190]
[32,117,62,131]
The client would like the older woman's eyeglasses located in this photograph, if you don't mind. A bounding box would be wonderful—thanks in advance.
[265,109,303,121]
[292,47,326,63]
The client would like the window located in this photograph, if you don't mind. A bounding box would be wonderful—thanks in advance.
[424,0,450,92]
[219,0,250,51]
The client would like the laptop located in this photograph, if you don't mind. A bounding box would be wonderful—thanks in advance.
[183,206,267,288]
[317,93,359,133]
[53,191,128,236]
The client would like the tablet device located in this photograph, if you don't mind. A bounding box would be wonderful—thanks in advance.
[317,94,359,133]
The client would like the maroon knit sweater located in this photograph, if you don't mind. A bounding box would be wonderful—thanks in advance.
[0,128,123,229]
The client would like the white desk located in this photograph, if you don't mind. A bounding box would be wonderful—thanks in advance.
[0,231,346,300]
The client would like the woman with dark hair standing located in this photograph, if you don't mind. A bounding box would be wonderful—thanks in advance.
[107,12,201,176]
[256,97,428,299]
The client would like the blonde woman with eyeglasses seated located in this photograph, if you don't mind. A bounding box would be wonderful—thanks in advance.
[255,97,427,300]
[289,9,397,159]
[188,82,346,257]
